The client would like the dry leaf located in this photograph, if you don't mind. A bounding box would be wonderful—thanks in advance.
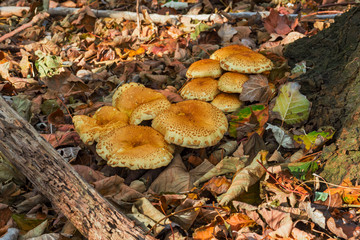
[218,151,267,205]
[240,75,271,103]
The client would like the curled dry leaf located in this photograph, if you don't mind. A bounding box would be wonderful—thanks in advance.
[218,151,267,205]
[240,75,272,103]
[157,86,183,103]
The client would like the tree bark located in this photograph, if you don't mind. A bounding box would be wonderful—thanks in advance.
[284,6,360,184]
[0,96,155,240]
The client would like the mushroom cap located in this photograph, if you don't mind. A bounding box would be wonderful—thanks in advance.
[211,93,243,112]
[218,72,249,93]
[186,59,222,79]
[220,52,273,74]
[112,82,171,125]
[180,77,220,101]
[152,100,228,148]
[210,45,253,61]
[130,98,171,125]
[73,106,129,145]
[96,125,174,170]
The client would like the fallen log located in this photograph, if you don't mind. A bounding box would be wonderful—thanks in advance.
[0,96,155,240]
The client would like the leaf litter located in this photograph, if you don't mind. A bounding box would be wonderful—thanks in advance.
[0,0,357,239]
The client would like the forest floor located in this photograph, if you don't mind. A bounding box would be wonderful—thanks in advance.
[0,0,359,239]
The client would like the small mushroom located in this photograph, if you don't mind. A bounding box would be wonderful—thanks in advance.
[180,77,220,101]
[152,100,228,149]
[186,59,222,79]
[96,125,174,170]
[112,82,171,125]
[220,51,273,74]
[210,45,253,61]
[218,72,249,93]
[73,106,129,145]
[211,93,243,113]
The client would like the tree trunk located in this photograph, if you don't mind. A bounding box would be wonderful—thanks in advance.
[0,96,155,240]
[284,6,360,184]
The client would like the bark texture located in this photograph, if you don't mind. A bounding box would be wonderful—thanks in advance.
[0,96,154,240]
[284,6,360,184]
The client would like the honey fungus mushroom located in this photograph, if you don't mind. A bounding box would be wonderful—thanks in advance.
[220,51,273,74]
[112,83,171,125]
[210,45,253,61]
[186,59,222,79]
[73,106,129,145]
[180,77,220,101]
[152,100,228,149]
[211,93,243,113]
[218,72,249,94]
[96,125,174,170]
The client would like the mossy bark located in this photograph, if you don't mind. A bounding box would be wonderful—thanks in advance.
[284,6,360,184]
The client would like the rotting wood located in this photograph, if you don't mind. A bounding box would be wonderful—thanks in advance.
[0,96,155,240]
[0,6,341,23]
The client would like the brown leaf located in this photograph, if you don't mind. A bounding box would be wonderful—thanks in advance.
[258,208,293,238]
[193,224,215,240]
[203,176,231,196]
[0,204,12,229]
[226,213,256,231]
[240,75,271,103]
[327,217,360,239]
[72,165,105,184]
[157,86,183,103]
[93,175,144,203]
[41,131,81,148]
[264,9,294,35]
[172,198,205,230]
[47,108,66,126]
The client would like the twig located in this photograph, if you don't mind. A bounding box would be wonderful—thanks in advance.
[136,0,141,39]
[319,2,359,8]
[145,205,230,235]
[256,159,309,196]
[0,12,49,43]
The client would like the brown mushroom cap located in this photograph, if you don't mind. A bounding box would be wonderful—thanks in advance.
[152,100,228,148]
[218,72,249,93]
[73,106,129,145]
[180,77,220,101]
[210,45,253,61]
[112,82,171,125]
[220,52,273,74]
[96,125,174,170]
[211,93,243,112]
[186,59,222,79]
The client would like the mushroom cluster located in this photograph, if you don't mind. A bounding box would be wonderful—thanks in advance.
[181,45,273,113]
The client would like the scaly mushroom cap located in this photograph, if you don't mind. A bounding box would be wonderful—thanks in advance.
[180,77,220,101]
[218,72,249,93]
[96,125,174,170]
[186,59,222,79]
[210,45,253,61]
[112,83,171,125]
[152,100,228,148]
[211,93,243,112]
[73,106,129,145]
[220,52,273,74]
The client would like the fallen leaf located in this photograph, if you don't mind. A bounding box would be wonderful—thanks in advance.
[219,151,267,205]
[217,24,237,43]
[272,82,311,125]
[266,123,295,148]
[149,154,213,193]
[194,156,247,186]
[226,213,256,231]
[240,74,271,103]
[293,126,335,151]
[202,176,231,196]
[258,208,293,238]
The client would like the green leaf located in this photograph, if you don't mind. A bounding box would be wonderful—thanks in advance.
[12,94,32,121]
[287,161,318,180]
[228,104,269,138]
[293,126,335,151]
[314,192,329,201]
[35,50,63,78]
[190,23,211,40]
[41,99,60,116]
[272,82,310,125]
